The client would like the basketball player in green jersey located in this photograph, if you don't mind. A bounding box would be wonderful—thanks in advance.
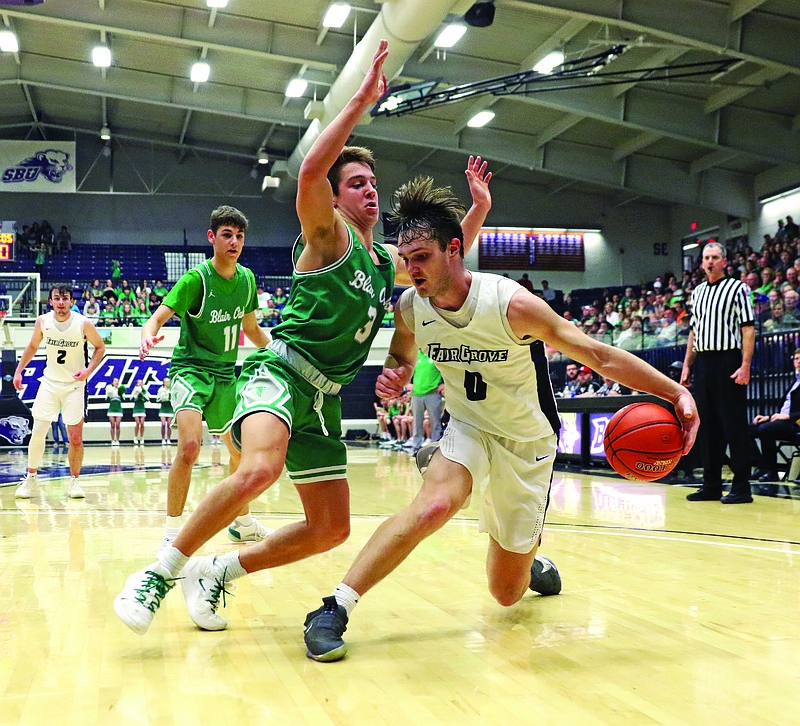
[114,40,491,635]
[138,205,271,552]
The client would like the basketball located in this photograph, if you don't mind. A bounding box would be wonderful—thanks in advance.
[603,402,684,481]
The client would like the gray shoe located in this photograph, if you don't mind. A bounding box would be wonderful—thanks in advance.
[529,555,561,596]
[304,596,349,662]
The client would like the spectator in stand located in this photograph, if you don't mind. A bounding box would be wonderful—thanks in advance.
[776,249,793,272]
[117,280,136,305]
[256,285,272,310]
[782,287,800,314]
[596,375,628,396]
[119,302,136,327]
[764,299,799,332]
[749,348,800,483]
[776,219,787,242]
[575,366,601,397]
[88,279,103,298]
[744,271,761,301]
[541,280,557,303]
[111,259,122,280]
[756,267,775,296]
[54,225,71,253]
[785,215,799,241]
[134,301,150,325]
[40,220,54,255]
[785,266,798,291]
[136,279,151,298]
[655,307,679,347]
[560,361,581,397]
[753,294,771,328]
[619,317,645,350]
[102,279,116,301]
[99,299,119,327]
[84,301,100,324]
[603,301,620,327]
[516,273,534,293]
[152,280,169,300]
[272,286,287,309]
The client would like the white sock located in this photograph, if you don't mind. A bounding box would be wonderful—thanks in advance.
[165,515,182,538]
[214,550,247,582]
[234,512,253,527]
[333,583,360,616]
[156,545,189,578]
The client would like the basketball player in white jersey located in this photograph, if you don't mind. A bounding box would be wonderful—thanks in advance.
[14,284,106,499]
[302,177,700,662]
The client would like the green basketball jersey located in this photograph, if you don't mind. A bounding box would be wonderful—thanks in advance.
[164,260,257,374]
[272,224,395,385]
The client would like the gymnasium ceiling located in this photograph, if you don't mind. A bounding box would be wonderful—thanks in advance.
[1,0,799,217]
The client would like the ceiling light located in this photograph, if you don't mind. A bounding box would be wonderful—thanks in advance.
[92,45,112,68]
[100,125,111,141]
[257,149,269,165]
[206,0,228,7]
[0,31,19,54]
[467,110,495,128]
[285,78,308,98]
[261,175,281,191]
[434,24,466,49]
[323,3,351,28]
[533,51,564,75]
[190,62,210,83]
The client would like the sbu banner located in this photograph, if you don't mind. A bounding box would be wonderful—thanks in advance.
[0,141,76,192]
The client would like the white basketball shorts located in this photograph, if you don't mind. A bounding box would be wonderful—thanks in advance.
[31,377,86,425]
[437,417,556,554]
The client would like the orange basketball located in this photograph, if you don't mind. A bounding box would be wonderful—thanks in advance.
[603,402,683,481]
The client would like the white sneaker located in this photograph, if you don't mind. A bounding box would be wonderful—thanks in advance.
[227,517,274,543]
[67,477,85,499]
[114,563,177,635]
[181,555,232,631]
[15,473,39,498]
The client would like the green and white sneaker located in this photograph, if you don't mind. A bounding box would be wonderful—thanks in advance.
[114,564,177,635]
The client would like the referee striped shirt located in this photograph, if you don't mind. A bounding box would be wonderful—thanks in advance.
[690,277,754,351]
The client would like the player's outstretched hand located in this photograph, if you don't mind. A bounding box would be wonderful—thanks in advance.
[355,39,389,107]
[465,155,492,209]
[376,365,408,400]
[140,335,165,361]
[674,388,699,454]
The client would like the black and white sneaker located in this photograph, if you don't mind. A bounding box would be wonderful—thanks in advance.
[529,555,562,596]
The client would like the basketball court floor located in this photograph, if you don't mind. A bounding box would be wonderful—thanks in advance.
[1,441,799,726]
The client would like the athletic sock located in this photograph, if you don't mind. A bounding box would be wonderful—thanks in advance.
[157,545,189,577]
[333,582,360,616]
[214,550,247,582]
[234,512,253,527]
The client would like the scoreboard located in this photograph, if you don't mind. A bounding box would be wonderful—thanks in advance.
[0,221,15,262]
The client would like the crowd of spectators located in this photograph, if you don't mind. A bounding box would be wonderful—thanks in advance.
[548,214,800,356]
[16,219,71,272]
[67,278,289,328]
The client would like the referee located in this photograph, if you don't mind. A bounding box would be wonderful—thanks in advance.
[681,241,755,504]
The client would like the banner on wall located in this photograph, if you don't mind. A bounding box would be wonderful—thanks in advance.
[0,141,76,192]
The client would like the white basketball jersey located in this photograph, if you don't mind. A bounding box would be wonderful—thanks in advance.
[40,311,87,383]
[403,272,559,442]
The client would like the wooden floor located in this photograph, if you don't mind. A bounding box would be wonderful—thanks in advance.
[1,442,799,726]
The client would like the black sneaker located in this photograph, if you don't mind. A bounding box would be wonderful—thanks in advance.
[686,488,721,501]
[529,555,561,596]
[304,596,349,662]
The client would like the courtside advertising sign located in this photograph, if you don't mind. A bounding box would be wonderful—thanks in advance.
[0,141,76,192]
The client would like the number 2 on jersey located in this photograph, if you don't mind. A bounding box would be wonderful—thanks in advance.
[57,349,67,364]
